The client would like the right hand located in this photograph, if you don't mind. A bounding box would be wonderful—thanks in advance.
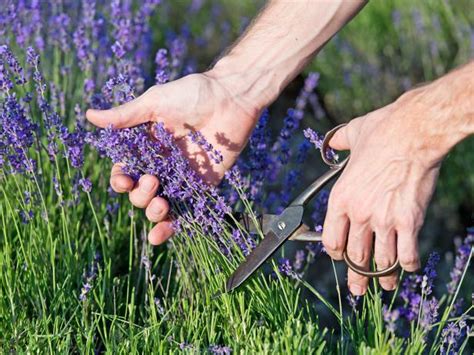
[86,72,261,245]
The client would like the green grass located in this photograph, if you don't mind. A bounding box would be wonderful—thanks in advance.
[1,140,471,353]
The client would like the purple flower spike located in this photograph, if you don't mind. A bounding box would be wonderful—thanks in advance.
[208,345,232,354]
[447,233,474,294]
[439,317,469,354]
[382,305,399,333]
[79,178,92,193]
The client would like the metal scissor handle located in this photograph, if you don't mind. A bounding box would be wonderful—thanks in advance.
[290,124,400,278]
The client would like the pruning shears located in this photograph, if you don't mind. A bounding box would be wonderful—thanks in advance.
[225,124,400,293]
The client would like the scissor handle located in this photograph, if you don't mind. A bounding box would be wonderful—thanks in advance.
[343,251,400,277]
[289,124,349,207]
[320,123,349,168]
[290,231,400,277]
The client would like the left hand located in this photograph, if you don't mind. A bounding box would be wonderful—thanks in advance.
[322,88,447,295]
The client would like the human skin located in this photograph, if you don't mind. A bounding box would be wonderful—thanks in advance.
[87,0,474,295]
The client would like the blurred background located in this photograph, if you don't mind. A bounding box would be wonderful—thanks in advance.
[155,0,474,307]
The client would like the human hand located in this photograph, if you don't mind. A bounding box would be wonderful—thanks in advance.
[321,83,464,295]
[86,72,261,245]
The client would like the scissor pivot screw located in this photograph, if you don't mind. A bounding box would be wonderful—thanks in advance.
[277,221,286,230]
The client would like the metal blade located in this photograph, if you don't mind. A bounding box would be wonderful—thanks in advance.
[225,205,304,293]
[233,212,277,235]
[225,230,281,293]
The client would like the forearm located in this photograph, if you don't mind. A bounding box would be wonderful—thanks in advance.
[207,0,367,114]
[398,61,474,163]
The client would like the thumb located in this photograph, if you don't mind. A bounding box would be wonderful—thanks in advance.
[86,92,154,129]
[328,124,350,150]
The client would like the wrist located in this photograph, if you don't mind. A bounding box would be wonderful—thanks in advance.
[206,55,281,114]
[397,65,474,163]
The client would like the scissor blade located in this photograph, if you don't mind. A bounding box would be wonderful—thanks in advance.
[226,230,281,293]
[225,205,304,293]
[234,212,277,235]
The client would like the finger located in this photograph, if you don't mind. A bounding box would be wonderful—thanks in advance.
[328,124,350,150]
[328,116,366,151]
[110,163,135,193]
[86,90,154,128]
[373,229,399,291]
[145,197,169,223]
[128,174,159,209]
[397,228,420,272]
[322,208,349,261]
[346,225,373,296]
[148,219,174,245]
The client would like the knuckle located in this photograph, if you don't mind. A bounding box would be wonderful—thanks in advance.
[347,249,369,265]
[146,211,160,223]
[350,208,370,225]
[395,211,422,233]
[322,237,344,258]
[396,218,415,233]
[110,178,127,193]
[372,213,392,231]
[129,193,147,209]
[374,255,392,269]
[145,210,155,222]
[399,255,420,270]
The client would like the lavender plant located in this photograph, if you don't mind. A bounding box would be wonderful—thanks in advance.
[0,1,472,354]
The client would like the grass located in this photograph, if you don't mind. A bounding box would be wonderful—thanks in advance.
[1,144,471,352]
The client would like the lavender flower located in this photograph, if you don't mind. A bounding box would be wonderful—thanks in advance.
[208,345,232,354]
[271,73,319,165]
[188,130,223,164]
[154,48,170,84]
[179,341,194,350]
[0,94,38,174]
[79,252,101,302]
[78,178,92,193]
[382,305,399,333]
[169,36,187,69]
[141,255,151,272]
[305,239,323,264]
[421,252,440,296]
[449,298,464,317]
[111,41,126,59]
[154,297,165,315]
[237,110,272,203]
[293,250,305,272]
[50,13,71,52]
[303,127,338,162]
[447,233,473,294]
[439,318,469,354]
[419,297,439,331]
[19,210,34,224]
[88,121,231,248]
[277,258,298,279]
[399,252,440,322]
[0,45,26,85]
[231,229,255,256]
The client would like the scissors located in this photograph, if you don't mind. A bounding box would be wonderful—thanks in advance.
[225,124,400,293]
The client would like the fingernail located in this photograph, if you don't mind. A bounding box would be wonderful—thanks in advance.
[140,178,155,193]
[387,284,397,291]
[381,282,397,291]
[349,284,365,296]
